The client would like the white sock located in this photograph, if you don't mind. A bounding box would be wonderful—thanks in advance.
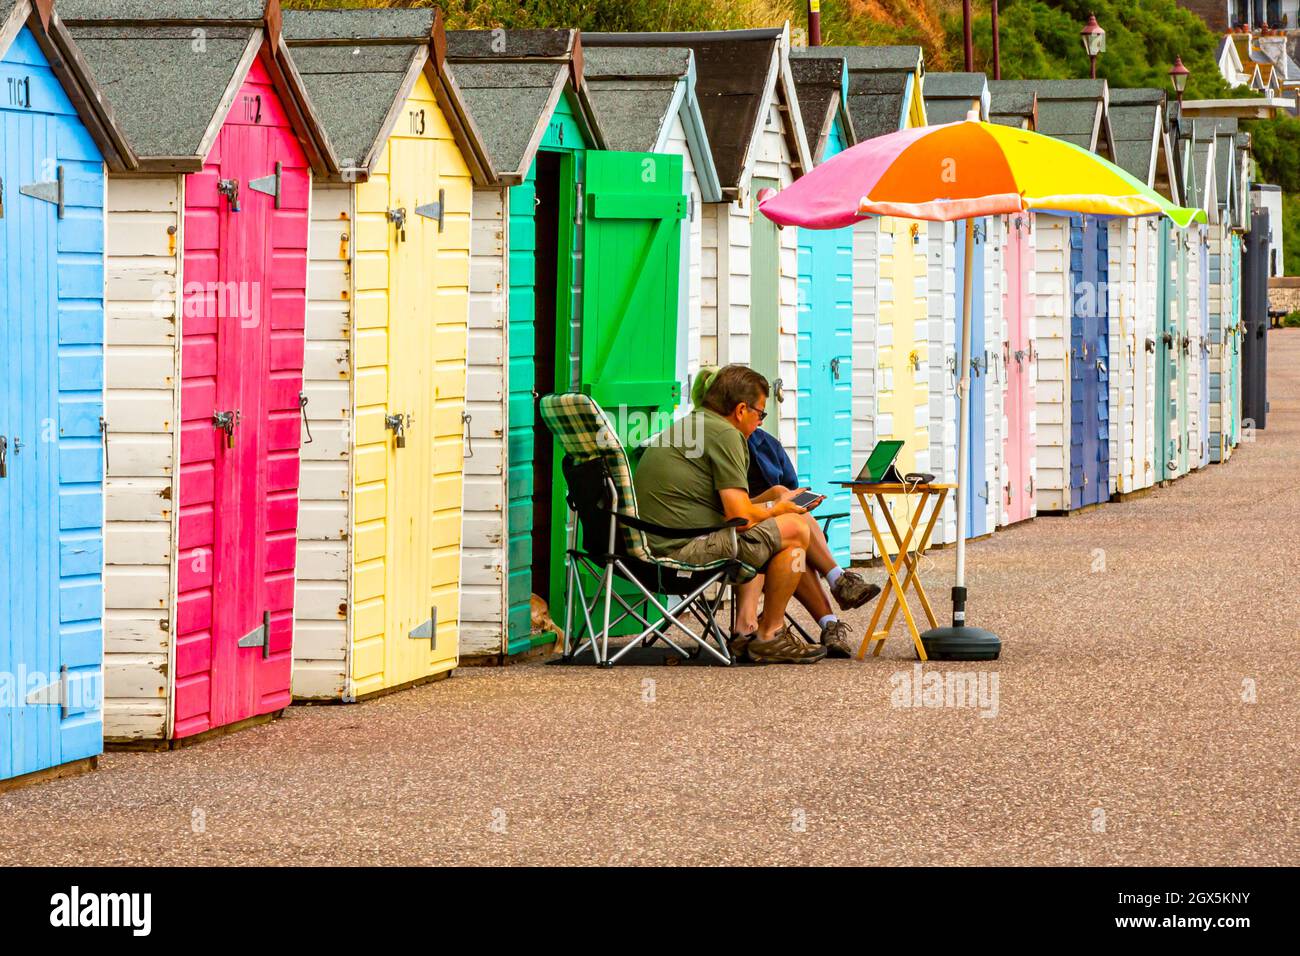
[818,614,838,629]
[826,566,845,587]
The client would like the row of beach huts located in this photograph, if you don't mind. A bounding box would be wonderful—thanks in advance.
[0,0,1274,786]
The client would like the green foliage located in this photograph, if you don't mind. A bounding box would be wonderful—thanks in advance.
[1280,193,1300,277]
[1244,116,1300,193]
[1282,311,1300,328]
[955,0,1234,98]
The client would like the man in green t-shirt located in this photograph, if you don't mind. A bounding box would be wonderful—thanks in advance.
[635,365,862,664]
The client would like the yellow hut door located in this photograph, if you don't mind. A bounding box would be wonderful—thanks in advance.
[383,117,454,686]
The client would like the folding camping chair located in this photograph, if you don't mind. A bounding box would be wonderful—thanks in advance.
[540,392,756,666]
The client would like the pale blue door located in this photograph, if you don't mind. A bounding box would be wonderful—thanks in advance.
[954,220,989,537]
[1,27,105,781]
[796,119,852,563]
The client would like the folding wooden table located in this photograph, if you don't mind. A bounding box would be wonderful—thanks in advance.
[839,481,955,662]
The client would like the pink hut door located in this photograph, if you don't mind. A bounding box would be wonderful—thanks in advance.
[1002,217,1033,525]
[174,58,309,738]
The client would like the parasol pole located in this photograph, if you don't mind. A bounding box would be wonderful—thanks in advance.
[919,104,1001,659]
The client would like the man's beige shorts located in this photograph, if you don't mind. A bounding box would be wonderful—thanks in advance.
[666,517,784,573]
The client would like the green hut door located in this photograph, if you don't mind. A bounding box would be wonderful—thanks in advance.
[751,177,782,434]
[561,149,686,623]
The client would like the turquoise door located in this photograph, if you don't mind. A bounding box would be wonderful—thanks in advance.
[1,27,105,780]
[954,219,989,536]
[1198,227,1211,468]
[796,121,852,563]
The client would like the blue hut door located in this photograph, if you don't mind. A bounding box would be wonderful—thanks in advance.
[1,28,105,780]
[1069,215,1109,510]
[955,220,989,537]
[795,221,853,563]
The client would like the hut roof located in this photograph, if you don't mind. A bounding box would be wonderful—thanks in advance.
[584,28,811,199]
[58,0,337,173]
[788,50,854,163]
[582,45,721,201]
[1107,88,1164,186]
[922,71,989,124]
[283,8,491,184]
[445,28,603,185]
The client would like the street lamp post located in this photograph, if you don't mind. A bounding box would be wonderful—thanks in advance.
[808,0,821,46]
[992,0,1001,80]
[1080,13,1106,79]
[1169,55,1190,111]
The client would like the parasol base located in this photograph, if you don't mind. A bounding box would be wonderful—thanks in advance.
[919,625,1002,661]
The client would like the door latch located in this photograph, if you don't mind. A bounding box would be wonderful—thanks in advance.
[213,409,239,448]
[1014,348,1026,368]
[0,435,6,479]
[298,391,313,445]
[772,378,785,403]
[385,413,410,448]
[387,207,407,241]
[462,411,474,459]
[830,357,842,380]
[217,178,241,212]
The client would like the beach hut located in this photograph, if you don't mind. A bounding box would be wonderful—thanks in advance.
[923,72,1000,544]
[446,29,605,662]
[283,8,491,700]
[994,80,1114,512]
[62,0,338,744]
[988,82,1039,527]
[1207,119,1242,464]
[1182,119,1218,471]
[587,29,811,449]
[813,45,926,559]
[787,49,854,561]
[1104,89,1177,498]
[0,0,126,785]
[581,43,724,424]
[1241,201,1269,432]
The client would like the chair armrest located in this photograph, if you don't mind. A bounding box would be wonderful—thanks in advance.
[817,511,850,531]
[600,508,745,539]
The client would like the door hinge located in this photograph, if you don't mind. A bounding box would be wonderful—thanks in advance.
[248,162,283,209]
[25,665,71,718]
[236,611,272,660]
[20,165,65,219]
[409,606,438,650]
[415,188,445,232]
[574,182,585,226]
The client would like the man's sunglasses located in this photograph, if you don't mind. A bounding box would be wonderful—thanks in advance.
[748,405,768,422]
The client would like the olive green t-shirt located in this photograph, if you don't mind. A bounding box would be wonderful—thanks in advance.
[633,409,750,553]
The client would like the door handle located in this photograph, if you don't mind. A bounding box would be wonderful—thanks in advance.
[1096,359,1107,376]
[0,435,6,479]
[772,377,785,403]
[829,357,842,381]
[298,391,313,445]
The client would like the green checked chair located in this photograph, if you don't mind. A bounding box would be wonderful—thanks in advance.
[540,392,755,666]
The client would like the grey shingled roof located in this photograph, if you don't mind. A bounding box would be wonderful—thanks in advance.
[584,30,785,191]
[283,9,433,171]
[282,7,434,41]
[991,79,1104,150]
[788,51,850,162]
[812,45,921,140]
[846,71,911,140]
[1107,89,1162,185]
[583,47,689,154]
[58,0,266,20]
[59,23,258,158]
[446,30,583,180]
[987,81,1036,128]
[1211,118,1239,215]
[815,45,922,73]
[922,71,986,125]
